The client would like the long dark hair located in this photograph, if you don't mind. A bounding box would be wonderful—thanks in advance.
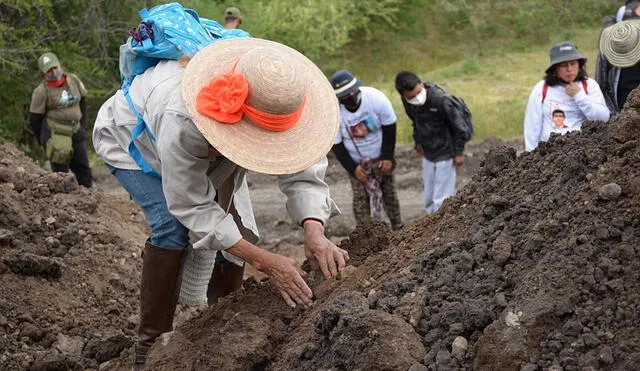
[544,59,588,86]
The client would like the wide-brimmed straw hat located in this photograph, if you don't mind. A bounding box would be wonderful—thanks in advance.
[545,42,587,73]
[599,19,640,68]
[182,38,339,175]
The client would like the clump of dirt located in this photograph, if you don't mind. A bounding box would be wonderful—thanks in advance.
[0,140,150,370]
[143,97,639,370]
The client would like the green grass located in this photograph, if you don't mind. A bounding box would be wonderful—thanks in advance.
[361,28,602,145]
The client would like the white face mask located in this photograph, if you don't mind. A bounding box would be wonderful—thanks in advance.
[406,88,427,106]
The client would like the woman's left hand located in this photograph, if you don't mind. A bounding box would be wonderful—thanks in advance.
[378,159,393,173]
[302,220,349,279]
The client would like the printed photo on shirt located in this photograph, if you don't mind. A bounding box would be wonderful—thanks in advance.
[552,109,567,129]
[58,90,80,108]
[348,115,377,139]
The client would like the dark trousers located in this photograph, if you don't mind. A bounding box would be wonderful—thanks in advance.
[50,131,92,188]
[349,172,402,227]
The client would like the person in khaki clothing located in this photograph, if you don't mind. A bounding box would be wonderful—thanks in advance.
[29,52,92,187]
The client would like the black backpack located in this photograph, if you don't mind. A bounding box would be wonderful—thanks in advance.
[426,83,474,142]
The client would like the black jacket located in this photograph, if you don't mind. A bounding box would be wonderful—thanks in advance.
[402,83,468,162]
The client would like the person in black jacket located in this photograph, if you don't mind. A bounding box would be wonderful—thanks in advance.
[395,70,469,214]
[330,70,403,230]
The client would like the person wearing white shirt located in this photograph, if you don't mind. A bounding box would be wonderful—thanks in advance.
[330,69,404,231]
[524,42,610,152]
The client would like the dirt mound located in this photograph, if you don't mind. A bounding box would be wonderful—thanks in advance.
[142,98,639,370]
[1,93,638,370]
[0,141,151,370]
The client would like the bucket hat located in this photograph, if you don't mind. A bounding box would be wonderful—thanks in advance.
[330,69,362,98]
[182,38,340,175]
[545,42,587,73]
[599,19,640,68]
[37,52,60,74]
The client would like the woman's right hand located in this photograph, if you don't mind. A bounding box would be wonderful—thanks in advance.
[227,239,313,307]
[256,251,313,307]
[354,165,368,183]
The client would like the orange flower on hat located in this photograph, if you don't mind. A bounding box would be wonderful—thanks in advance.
[196,72,249,123]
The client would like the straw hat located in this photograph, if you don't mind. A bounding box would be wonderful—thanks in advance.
[182,38,339,175]
[599,19,640,68]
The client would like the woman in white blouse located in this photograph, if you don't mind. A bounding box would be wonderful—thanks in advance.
[524,42,610,151]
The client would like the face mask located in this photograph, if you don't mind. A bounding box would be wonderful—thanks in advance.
[341,90,362,112]
[45,69,63,81]
[406,87,427,106]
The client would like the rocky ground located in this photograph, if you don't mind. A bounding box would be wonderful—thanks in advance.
[0,91,638,370]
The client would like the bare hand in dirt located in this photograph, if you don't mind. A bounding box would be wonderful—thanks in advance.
[227,239,312,307]
[378,159,393,173]
[258,251,313,307]
[565,82,580,97]
[415,145,424,157]
[453,155,465,167]
[303,220,349,279]
[354,165,368,183]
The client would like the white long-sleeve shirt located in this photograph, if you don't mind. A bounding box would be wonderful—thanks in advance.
[523,78,610,151]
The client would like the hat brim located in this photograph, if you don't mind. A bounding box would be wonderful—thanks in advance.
[599,19,640,68]
[545,54,587,73]
[335,79,362,98]
[182,38,340,175]
[40,60,60,74]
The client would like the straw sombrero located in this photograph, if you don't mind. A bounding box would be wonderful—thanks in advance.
[599,19,640,68]
[182,38,339,175]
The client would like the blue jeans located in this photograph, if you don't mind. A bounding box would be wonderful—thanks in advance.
[106,165,189,250]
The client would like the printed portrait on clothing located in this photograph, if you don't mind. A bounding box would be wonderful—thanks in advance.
[348,115,377,139]
[552,109,567,129]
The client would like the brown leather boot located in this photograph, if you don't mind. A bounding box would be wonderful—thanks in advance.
[132,241,184,370]
[206,261,245,305]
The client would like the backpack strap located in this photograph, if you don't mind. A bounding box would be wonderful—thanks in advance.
[542,80,589,103]
[124,85,161,179]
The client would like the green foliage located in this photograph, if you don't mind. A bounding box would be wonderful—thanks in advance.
[201,0,402,61]
[0,0,140,148]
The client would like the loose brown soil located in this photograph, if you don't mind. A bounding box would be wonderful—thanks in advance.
[1,91,639,371]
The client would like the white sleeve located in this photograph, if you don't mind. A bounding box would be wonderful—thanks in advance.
[523,82,544,152]
[156,112,243,250]
[616,5,626,22]
[277,157,339,225]
[573,79,611,122]
[372,89,398,125]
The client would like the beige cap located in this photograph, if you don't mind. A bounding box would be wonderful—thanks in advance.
[37,52,60,73]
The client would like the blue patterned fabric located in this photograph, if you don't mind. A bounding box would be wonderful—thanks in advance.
[118,2,250,178]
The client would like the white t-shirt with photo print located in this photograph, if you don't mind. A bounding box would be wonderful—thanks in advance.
[523,78,610,151]
[333,86,397,163]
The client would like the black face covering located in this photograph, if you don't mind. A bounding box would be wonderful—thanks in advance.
[341,90,362,112]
